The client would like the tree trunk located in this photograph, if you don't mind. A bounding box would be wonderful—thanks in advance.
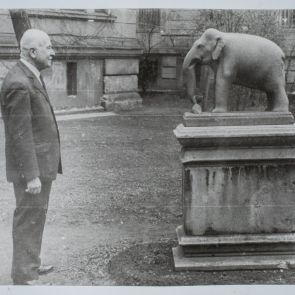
[9,9,31,46]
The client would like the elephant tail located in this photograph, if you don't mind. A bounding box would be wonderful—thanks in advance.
[281,54,286,70]
[281,52,286,63]
[281,53,287,85]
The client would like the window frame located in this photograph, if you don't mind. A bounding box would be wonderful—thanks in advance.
[280,10,295,28]
[136,9,161,33]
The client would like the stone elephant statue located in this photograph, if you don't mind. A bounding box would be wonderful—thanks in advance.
[182,28,289,113]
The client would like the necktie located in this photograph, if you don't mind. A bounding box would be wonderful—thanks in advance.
[39,74,60,143]
[39,73,62,171]
[39,75,47,92]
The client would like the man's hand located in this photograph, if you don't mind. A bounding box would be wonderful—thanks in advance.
[25,177,41,194]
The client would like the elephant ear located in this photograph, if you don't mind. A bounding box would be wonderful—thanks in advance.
[212,37,225,60]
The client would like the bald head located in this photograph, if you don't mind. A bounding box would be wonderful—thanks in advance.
[20,29,55,70]
[20,29,50,53]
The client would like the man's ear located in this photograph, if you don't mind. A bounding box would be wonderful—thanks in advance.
[29,48,37,59]
[212,37,225,60]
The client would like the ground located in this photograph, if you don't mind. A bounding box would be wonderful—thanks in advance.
[1,94,295,286]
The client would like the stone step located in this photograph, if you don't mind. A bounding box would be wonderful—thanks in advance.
[173,246,295,271]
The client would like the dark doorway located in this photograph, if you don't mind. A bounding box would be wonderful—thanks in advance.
[67,62,77,96]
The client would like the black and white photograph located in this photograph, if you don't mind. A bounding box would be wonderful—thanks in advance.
[1,1,295,293]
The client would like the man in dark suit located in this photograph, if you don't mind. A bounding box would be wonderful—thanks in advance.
[0,29,62,285]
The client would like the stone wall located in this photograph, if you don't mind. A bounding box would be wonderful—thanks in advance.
[30,9,138,48]
[43,60,104,109]
[102,58,142,111]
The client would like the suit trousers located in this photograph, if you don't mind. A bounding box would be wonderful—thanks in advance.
[11,180,52,282]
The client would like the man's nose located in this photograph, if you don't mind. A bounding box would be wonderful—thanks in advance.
[50,48,55,56]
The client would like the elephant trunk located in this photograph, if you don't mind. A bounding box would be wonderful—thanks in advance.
[183,49,194,70]
[183,47,201,70]
[182,50,201,103]
[182,66,195,101]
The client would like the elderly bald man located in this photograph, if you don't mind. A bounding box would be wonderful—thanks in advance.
[0,29,62,285]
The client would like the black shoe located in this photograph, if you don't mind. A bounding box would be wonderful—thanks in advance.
[38,265,54,275]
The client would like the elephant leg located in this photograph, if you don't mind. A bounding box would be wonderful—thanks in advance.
[265,91,274,111]
[271,87,289,112]
[265,86,289,112]
[212,76,231,113]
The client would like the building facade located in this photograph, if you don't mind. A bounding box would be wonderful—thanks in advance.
[0,9,143,111]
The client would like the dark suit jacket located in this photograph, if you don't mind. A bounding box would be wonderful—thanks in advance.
[0,61,62,183]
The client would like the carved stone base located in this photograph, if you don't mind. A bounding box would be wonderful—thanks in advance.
[173,113,295,271]
[173,226,295,271]
[174,124,295,235]
[173,246,295,271]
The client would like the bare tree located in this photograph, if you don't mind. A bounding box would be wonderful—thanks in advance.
[9,10,32,45]
[136,9,179,93]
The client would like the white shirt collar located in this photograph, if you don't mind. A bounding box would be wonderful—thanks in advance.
[20,59,42,84]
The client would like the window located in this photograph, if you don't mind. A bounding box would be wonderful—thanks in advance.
[137,9,161,32]
[161,56,177,79]
[138,57,158,90]
[280,10,295,28]
[67,62,77,96]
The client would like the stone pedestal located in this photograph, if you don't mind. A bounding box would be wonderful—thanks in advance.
[173,112,295,270]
